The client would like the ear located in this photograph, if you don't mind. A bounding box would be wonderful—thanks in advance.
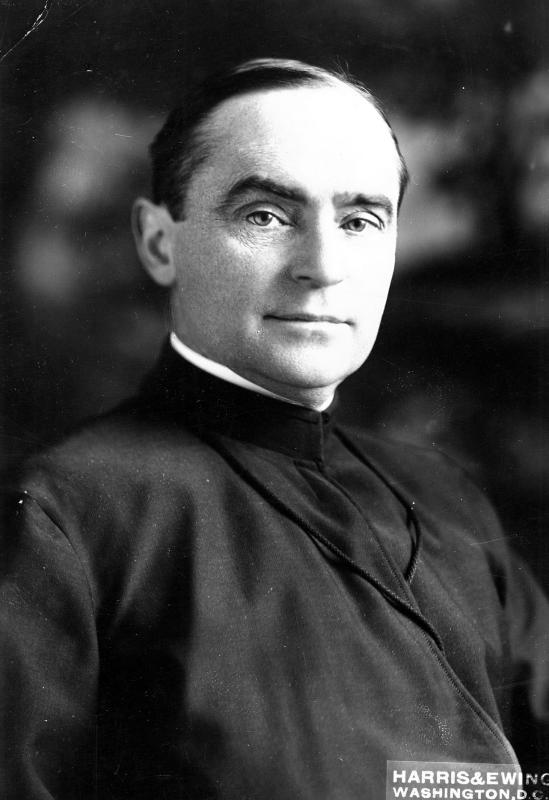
[131,197,177,287]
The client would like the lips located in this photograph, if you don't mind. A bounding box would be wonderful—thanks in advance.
[265,312,350,324]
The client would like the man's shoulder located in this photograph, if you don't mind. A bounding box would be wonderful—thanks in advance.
[11,399,216,518]
[338,423,465,480]
[337,424,500,533]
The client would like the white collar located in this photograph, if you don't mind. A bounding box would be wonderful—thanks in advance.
[169,332,332,412]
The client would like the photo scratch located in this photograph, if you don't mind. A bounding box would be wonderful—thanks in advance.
[0,0,56,63]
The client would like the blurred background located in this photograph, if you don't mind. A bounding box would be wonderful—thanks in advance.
[1,0,547,579]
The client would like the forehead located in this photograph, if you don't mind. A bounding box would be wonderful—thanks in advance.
[192,85,401,203]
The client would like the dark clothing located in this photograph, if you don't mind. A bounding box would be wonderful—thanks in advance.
[1,345,548,799]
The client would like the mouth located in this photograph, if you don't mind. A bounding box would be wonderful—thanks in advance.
[265,313,350,325]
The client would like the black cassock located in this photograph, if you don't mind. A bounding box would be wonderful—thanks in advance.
[1,343,548,799]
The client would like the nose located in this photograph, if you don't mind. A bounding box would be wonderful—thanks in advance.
[289,220,347,288]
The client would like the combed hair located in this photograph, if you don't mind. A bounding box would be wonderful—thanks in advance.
[150,58,409,219]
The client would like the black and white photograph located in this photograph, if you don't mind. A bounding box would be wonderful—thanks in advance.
[1,2,548,798]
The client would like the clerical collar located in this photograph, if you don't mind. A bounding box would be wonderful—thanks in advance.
[139,339,337,462]
[169,332,334,413]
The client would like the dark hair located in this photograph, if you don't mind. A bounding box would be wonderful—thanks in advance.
[150,58,409,219]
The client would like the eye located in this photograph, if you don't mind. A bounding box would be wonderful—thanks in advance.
[341,214,383,233]
[246,210,284,227]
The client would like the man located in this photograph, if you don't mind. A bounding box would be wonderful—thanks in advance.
[1,58,548,799]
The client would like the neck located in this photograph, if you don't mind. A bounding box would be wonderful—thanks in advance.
[246,377,336,412]
[139,341,337,463]
[170,333,335,412]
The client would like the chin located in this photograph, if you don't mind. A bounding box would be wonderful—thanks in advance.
[263,350,361,392]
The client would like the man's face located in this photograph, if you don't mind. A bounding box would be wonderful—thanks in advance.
[168,84,401,406]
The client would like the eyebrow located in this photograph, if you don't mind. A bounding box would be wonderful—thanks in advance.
[217,175,308,212]
[217,174,394,221]
[334,192,395,222]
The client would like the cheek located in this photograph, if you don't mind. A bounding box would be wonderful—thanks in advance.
[353,247,395,299]
[176,234,274,317]
[351,251,395,333]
